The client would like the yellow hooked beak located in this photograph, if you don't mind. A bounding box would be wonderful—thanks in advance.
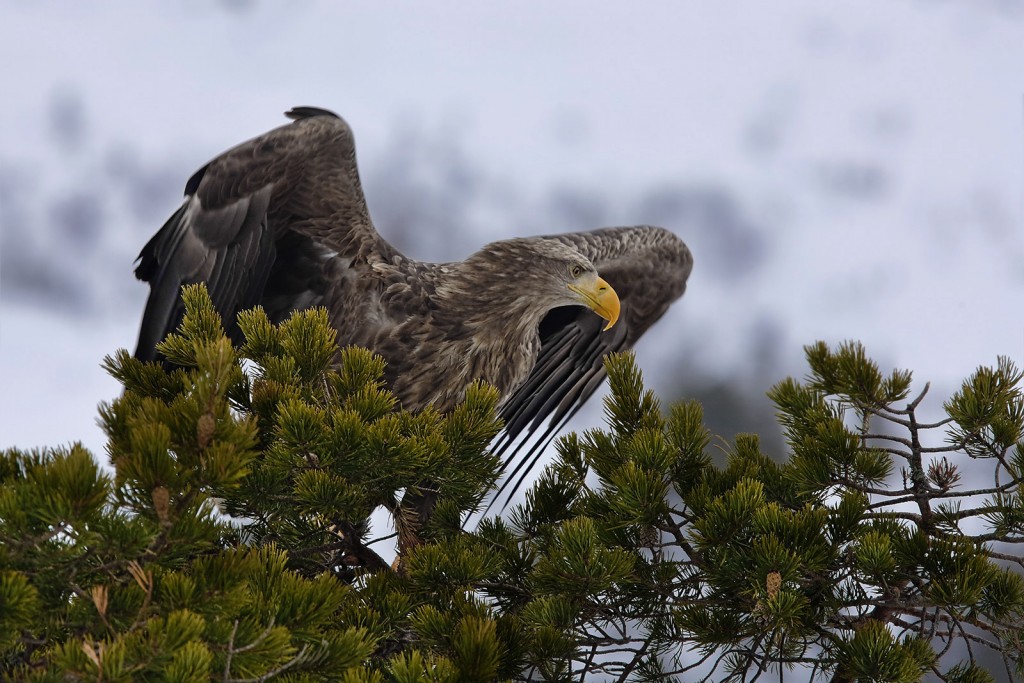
[568,276,621,331]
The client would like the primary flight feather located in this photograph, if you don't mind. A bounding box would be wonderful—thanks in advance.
[134,106,692,512]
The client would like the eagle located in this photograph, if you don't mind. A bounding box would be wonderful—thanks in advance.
[134,106,692,518]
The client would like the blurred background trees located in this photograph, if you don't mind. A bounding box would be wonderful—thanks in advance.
[5,2,1024,460]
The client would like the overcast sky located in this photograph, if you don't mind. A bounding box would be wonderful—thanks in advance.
[2,1,1023,458]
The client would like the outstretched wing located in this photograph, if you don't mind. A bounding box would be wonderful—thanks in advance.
[489,225,693,511]
[134,107,395,361]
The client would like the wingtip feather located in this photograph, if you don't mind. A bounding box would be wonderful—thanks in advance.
[284,106,340,121]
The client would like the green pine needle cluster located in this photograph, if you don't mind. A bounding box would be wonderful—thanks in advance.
[2,287,1022,681]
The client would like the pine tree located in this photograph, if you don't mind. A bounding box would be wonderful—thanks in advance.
[1,285,1021,681]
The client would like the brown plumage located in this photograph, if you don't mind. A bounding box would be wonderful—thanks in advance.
[134,107,693,511]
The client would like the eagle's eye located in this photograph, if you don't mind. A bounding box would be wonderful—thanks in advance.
[570,264,583,278]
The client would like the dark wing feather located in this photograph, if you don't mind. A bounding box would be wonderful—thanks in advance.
[488,225,693,512]
[134,107,392,361]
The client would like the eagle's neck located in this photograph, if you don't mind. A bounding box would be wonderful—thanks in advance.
[393,263,556,411]
[434,262,555,343]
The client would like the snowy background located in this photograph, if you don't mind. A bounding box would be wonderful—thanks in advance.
[2,1,1023,471]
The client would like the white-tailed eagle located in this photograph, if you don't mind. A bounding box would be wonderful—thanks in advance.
[134,107,692,516]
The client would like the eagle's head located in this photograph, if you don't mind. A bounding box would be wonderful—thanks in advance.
[464,238,621,331]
